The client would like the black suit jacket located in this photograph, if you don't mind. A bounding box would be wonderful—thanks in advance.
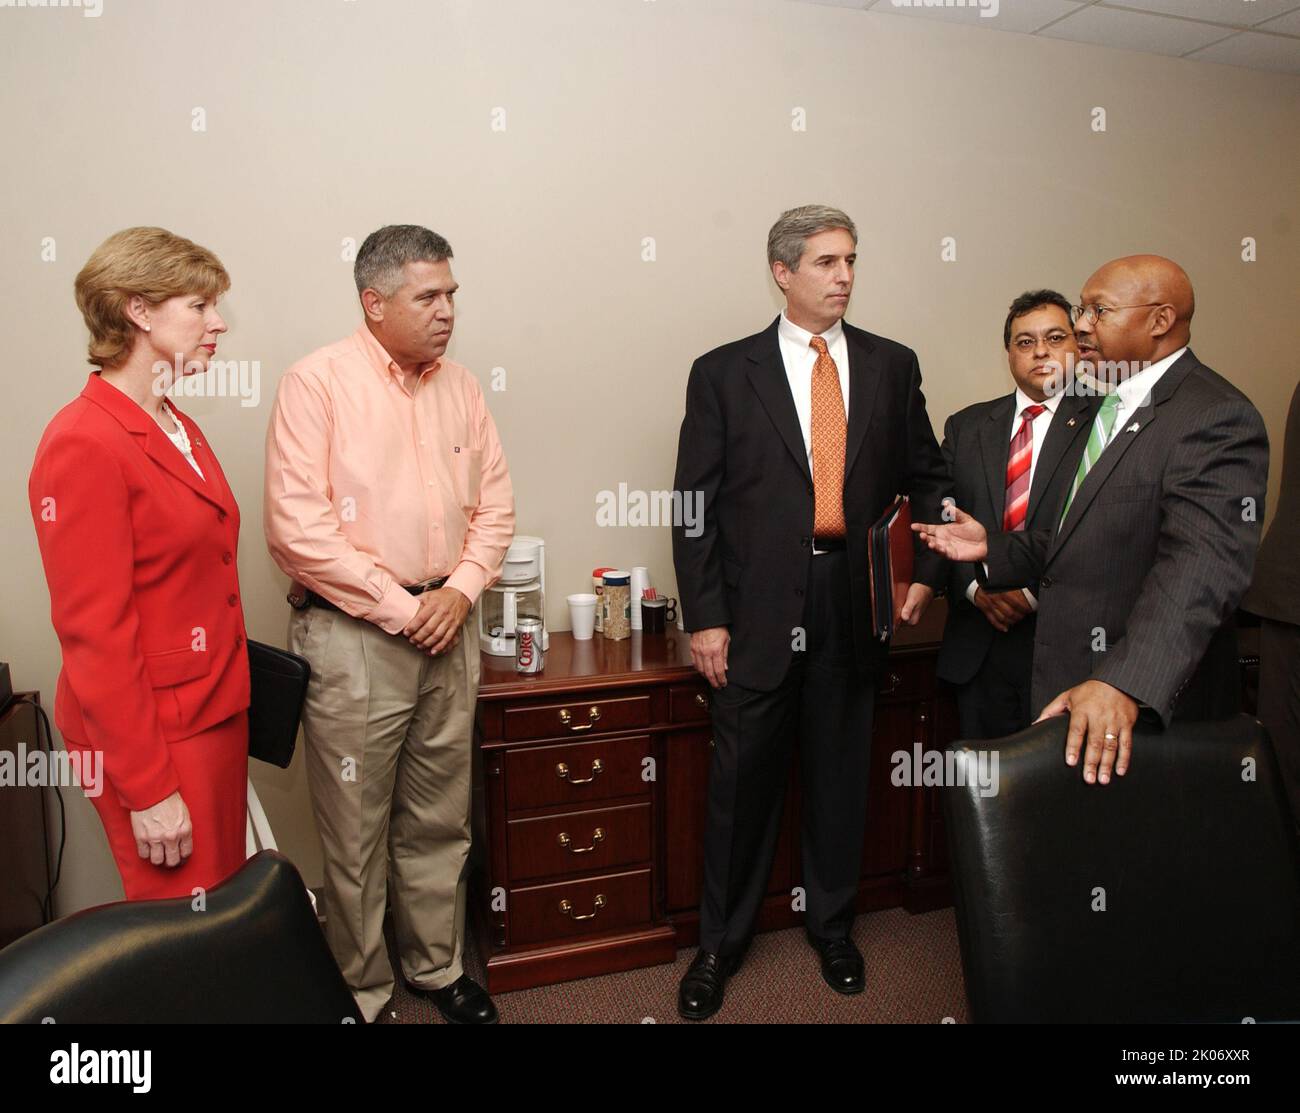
[984,349,1269,725]
[1243,380,1300,625]
[671,317,950,692]
[935,389,1097,687]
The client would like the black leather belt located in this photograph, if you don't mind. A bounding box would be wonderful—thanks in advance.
[289,577,448,613]
[812,537,846,552]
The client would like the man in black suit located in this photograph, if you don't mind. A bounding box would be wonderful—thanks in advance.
[1243,380,1300,828]
[936,290,1096,740]
[917,255,1268,786]
[671,205,950,1020]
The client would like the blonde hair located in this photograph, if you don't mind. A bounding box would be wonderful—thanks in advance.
[74,227,230,368]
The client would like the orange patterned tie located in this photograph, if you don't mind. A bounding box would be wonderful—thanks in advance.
[809,335,847,538]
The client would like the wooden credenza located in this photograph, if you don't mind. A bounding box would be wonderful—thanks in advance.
[471,605,957,993]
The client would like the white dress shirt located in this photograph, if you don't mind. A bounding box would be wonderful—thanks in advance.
[1103,346,1186,446]
[777,310,850,470]
[966,388,1063,609]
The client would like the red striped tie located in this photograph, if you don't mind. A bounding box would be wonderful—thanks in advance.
[1003,404,1047,531]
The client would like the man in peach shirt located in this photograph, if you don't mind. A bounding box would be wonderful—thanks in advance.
[264,225,514,1024]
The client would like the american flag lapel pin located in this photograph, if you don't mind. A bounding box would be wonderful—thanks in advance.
[1126,422,1140,433]
[1066,417,1077,427]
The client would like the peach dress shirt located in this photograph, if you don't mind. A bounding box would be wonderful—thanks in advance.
[264,325,515,634]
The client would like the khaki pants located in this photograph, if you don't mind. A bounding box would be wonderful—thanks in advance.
[289,604,480,1023]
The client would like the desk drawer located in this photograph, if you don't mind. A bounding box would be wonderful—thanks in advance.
[505,735,651,811]
[669,684,711,724]
[503,693,651,742]
[508,869,651,945]
[506,802,651,882]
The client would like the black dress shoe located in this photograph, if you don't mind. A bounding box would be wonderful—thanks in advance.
[412,974,499,1024]
[808,935,865,995]
[677,949,741,1021]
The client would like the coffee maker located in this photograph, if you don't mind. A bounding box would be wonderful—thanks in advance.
[480,534,549,657]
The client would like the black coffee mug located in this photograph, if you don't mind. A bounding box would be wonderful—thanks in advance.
[640,597,677,634]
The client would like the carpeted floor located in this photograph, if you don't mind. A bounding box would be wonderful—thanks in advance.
[377,905,969,1024]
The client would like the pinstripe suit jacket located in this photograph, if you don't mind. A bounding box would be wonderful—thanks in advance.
[935,388,1096,687]
[983,349,1268,725]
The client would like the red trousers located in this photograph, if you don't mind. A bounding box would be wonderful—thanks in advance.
[68,711,249,901]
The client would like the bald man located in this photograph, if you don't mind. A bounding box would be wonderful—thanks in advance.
[916,255,1268,786]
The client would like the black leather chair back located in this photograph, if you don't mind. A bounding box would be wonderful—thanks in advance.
[942,715,1300,1023]
[0,851,362,1023]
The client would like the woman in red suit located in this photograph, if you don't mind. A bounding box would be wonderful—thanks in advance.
[29,226,251,901]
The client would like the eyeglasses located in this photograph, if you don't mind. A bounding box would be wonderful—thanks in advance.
[1070,302,1164,325]
[1012,331,1073,351]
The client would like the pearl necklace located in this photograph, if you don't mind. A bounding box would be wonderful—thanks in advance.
[156,400,195,458]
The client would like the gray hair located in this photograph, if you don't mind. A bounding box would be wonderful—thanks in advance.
[767,205,858,270]
[354,225,454,297]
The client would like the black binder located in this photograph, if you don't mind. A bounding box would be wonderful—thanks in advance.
[247,640,311,769]
[868,495,913,643]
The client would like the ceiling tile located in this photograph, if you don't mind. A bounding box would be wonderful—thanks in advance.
[1102,0,1300,27]
[1185,28,1300,70]
[1038,4,1237,53]
[869,0,1089,35]
[787,0,1300,72]
[1255,7,1300,34]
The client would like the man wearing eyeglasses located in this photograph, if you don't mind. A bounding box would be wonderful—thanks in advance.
[936,290,1097,740]
[916,255,1268,785]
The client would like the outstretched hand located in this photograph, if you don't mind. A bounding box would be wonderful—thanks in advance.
[912,505,989,563]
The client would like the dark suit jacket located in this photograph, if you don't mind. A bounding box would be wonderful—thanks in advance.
[671,317,950,692]
[983,349,1269,725]
[1242,380,1300,625]
[935,389,1097,687]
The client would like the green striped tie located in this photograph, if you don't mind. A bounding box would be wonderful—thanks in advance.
[1059,392,1123,529]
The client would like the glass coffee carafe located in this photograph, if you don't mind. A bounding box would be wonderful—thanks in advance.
[480,580,545,657]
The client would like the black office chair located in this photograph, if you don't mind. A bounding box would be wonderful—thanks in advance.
[0,850,362,1023]
[942,714,1300,1023]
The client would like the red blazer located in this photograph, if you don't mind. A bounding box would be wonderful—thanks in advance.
[29,373,250,811]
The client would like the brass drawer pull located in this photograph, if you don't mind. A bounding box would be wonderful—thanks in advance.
[880,671,902,696]
[694,692,708,708]
[559,894,606,921]
[559,706,601,732]
[556,758,603,784]
[558,827,606,854]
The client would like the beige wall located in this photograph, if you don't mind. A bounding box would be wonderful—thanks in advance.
[2,0,1296,914]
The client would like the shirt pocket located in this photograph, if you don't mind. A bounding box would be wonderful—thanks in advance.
[452,447,483,513]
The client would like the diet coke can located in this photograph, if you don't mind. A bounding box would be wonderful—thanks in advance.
[515,618,544,674]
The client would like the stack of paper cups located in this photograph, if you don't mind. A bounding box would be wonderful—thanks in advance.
[630,567,650,631]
